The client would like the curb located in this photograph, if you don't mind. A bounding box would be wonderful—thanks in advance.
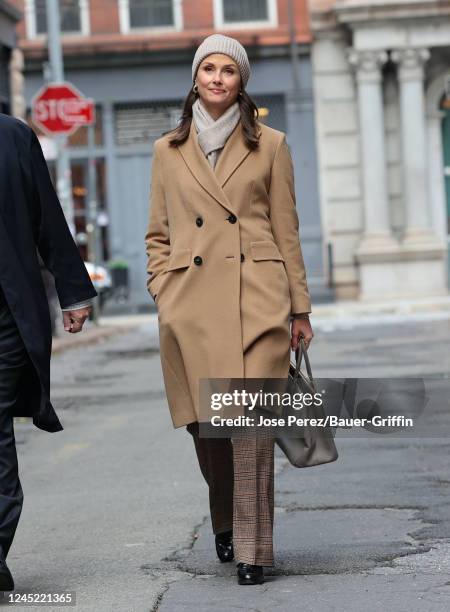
[51,324,134,354]
[311,294,450,319]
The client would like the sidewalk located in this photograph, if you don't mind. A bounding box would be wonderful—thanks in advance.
[51,293,450,353]
[51,316,140,354]
[310,293,450,330]
[312,294,450,317]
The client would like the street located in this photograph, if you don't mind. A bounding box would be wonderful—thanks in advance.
[5,313,450,611]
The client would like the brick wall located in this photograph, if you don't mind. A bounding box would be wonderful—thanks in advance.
[13,0,312,58]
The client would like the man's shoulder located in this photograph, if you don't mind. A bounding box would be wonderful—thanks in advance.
[0,114,34,150]
[0,113,32,135]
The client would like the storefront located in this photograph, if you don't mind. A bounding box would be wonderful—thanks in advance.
[24,51,325,309]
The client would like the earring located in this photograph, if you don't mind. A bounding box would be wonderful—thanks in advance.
[193,83,198,93]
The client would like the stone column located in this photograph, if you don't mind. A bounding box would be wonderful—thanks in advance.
[391,48,437,245]
[426,109,447,242]
[348,49,399,255]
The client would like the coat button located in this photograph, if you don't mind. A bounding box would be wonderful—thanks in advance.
[194,256,203,266]
[196,217,203,227]
[240,253,245,262]
[227,214,237,224]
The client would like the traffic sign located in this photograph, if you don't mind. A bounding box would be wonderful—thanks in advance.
[32,82,95,136]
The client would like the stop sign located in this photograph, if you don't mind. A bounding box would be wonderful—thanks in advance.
[32,82,95,136]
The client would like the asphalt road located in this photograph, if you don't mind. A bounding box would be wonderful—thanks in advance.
[4,314,450,611]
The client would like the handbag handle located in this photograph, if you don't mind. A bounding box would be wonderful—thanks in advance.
[294,338,314,385]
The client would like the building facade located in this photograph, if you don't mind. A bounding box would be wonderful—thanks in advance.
[0,0,21,112]
[13,0,328,309]
[310,0,450,300]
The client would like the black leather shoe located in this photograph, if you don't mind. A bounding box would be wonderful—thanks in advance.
[0,559,14,591]
[237,562,264,585]
[215,529,234,563]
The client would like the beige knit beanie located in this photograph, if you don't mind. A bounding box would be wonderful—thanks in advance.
[192,34,251,88]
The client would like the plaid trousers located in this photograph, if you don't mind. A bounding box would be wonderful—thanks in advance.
[187,422,275,566]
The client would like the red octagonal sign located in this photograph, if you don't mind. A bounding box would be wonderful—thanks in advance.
[32,82,95,136]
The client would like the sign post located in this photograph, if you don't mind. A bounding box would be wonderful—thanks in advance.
[31,81,96,240]
[37,0,99,323]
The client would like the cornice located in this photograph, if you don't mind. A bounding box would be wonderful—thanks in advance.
[22,42,312,74]
[334,0,450,24]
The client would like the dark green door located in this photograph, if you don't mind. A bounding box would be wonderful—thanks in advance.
[443,107,450,286]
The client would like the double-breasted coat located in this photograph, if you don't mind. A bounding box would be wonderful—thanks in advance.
[0,114,97,432]
[145,119,311,428]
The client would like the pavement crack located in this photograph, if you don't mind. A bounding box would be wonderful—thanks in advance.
[163,516,209,563]
[283,504,426,512]
[143,518,209,611]
[144,569,195,612]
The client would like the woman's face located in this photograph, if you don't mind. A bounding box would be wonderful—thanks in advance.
[195,54,241,115]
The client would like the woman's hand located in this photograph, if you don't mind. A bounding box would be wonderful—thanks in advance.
[291,315,314,351]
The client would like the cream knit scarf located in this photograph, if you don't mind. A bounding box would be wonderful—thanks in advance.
[192,98,241,170]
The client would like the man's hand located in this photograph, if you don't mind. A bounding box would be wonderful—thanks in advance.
[291,317,314,351]
[63,307,92,333]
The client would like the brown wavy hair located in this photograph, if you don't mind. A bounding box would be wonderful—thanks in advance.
[162,85,261,151]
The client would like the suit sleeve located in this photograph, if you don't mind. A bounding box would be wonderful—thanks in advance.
[145,142,170,300]
[29,129,97,309]
[268,134,312,315]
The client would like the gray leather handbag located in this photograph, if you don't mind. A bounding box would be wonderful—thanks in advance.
[275,339,339,468]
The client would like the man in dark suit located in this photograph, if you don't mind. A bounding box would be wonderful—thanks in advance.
[0,113,97,590]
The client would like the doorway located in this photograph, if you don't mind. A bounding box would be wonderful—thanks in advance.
[443,106,450,285]
[70,158,109,263]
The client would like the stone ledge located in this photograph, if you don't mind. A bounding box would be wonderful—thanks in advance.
[311,293,450,319]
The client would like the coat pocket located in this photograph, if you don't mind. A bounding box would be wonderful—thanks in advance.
[164,248,192,272]
[156,249,192,307]
[250,240,285,262]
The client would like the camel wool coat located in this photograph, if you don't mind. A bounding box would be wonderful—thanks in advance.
[145,119,311,428]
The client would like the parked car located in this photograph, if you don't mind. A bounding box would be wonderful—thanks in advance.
[84,261,112,307]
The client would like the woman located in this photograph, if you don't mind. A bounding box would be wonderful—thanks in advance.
[145,34,314,585]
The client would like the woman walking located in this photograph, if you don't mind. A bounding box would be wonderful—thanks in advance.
[145,34,313,585]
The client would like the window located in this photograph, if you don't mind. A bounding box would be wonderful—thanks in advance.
[224,0,267,22]
[214,0,277,29]
[26,0,90,38]
[129,0,172,28]
[113,101,182,146]
[118,0,182,32]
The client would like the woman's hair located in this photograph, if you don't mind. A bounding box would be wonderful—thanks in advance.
[162,85,261,151]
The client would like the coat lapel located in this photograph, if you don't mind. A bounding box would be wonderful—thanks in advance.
[177,120,255,216]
